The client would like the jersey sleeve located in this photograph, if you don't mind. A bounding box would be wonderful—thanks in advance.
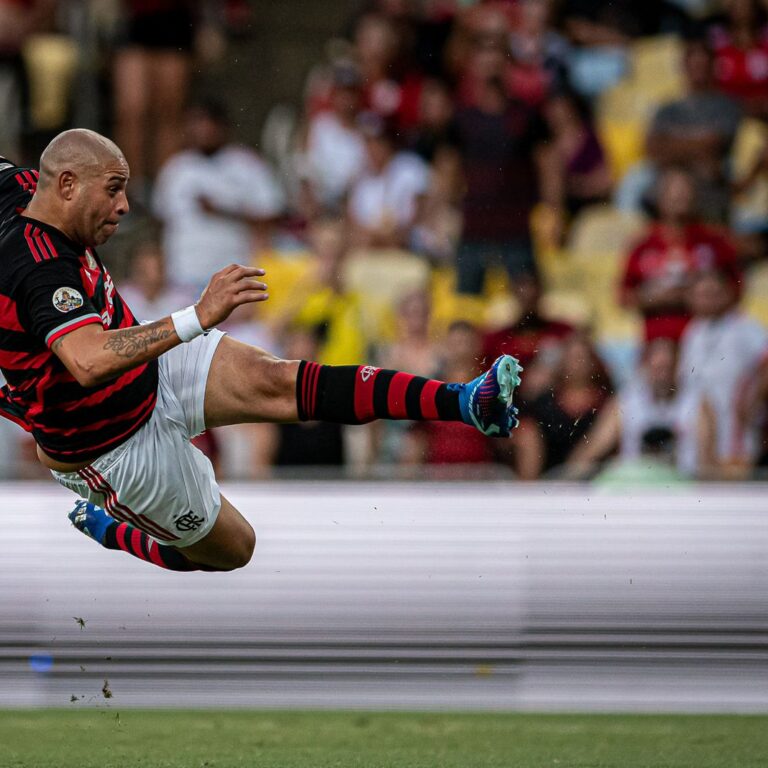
[16,259,102,347]
[0,160,37,223]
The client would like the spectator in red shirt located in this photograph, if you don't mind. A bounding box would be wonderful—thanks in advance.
[708,0,768,120]
[621,166,741,343]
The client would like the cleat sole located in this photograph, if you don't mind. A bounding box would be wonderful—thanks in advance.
[496,355,523,407]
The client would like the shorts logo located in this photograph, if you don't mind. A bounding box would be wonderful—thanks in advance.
[360,365,378,382]
[174,511,205,532]
[52,287,84,313]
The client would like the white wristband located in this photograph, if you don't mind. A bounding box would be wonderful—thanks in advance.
[171,305,204,342]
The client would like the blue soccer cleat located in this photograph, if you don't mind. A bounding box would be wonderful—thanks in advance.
[451,354,523,437]
[68,499,113,545]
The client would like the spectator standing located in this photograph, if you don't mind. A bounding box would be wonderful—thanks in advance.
[152,100,285,292]
[621,166,741,343]
[453,49,555,293]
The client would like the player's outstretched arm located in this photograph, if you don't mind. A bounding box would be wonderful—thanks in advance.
[52,264,267,387]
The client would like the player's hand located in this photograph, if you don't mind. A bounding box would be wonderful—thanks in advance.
[195,264,268,328]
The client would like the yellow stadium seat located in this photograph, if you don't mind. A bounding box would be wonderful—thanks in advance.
[597,117,647,180]
[731,118,768,227]
[629,36,684,97]
[596,38,685,179]
[744,263,768,327]
[567,205,646,258]
[344,249,431,341]
[539,290,593,328]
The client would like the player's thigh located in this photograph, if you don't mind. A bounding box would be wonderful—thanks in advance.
[177,494,255,570]
[204,335,300,428]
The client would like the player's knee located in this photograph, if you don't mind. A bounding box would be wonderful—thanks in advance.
[226,523,256,570]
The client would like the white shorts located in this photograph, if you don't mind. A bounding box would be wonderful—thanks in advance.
[53,329,226,547]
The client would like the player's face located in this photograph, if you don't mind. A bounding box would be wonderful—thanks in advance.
[76,158,130,246]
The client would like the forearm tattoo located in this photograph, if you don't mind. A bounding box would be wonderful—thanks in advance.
[102,320,174,359]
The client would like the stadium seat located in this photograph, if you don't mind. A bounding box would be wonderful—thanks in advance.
[730,118,768,233]
[596,38,685,180]
[567,205,646,257]
[344,249,431,340]
[629,36,684,98]
[744,263,768,327]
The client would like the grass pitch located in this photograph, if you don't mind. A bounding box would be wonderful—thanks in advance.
[1,710,766,768]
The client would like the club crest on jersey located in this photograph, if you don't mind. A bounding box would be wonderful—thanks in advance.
[360,365,378,382]
[52,287,84,313]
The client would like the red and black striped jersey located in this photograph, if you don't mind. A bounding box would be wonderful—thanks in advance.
[0,161,158,463]
[0,157,38,226]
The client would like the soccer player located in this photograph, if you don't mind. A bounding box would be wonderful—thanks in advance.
[0,130,522,573]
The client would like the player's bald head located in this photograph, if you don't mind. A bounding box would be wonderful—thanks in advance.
[38,129,128,187]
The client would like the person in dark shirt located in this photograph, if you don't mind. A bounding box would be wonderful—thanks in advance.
[453,69,555,294]
[513,333,612,479]
[0,129,522,574]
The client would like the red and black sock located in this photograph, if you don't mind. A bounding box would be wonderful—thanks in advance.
[103,522,217,572]
[296,362,461,424]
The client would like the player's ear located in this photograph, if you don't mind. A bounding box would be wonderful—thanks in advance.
[59,170,77,200]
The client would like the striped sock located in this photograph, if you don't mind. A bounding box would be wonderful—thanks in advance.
[103,521,216,572]
[296,362,461,424]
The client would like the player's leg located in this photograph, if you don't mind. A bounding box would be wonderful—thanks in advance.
[176,495,255,569]
[204,335,522,437]
[70,494,253,572]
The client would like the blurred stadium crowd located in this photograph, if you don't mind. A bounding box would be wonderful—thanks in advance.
[2,0,768,482]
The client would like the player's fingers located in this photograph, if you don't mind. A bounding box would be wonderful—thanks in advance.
[234,278,268,292]
[235,291,269,304]
[228,265,266,282]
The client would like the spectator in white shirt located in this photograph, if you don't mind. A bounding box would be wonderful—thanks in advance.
[565,338,695,478]
[677,267,768,478]
[152,99,285,292]
[298,62,367,216]
[348,111,431,249]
